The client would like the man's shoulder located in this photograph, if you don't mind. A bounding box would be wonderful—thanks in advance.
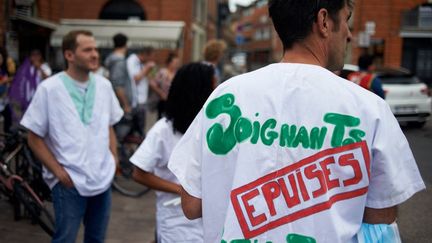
[93,73,113,89]
[126,53,138,62]
[38,72,63,90]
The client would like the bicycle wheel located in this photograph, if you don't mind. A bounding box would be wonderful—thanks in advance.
[13,181,55,236]
[112,139,150,197]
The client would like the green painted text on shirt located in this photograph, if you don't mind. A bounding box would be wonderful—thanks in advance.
[206,93,366,155]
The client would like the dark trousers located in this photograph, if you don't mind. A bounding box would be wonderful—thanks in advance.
[1,104,12,133]
[131,104,146,137]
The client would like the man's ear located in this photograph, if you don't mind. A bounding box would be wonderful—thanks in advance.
[64,50,74,62]
[316,9,330,38]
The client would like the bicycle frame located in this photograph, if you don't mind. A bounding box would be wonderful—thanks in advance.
[0,163,44,206]
[0,149,55,236]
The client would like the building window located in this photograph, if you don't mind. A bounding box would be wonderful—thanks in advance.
[15,0,35,17]
[254,28,271,41]
[99,0,146,20]
[192,26,206,61]
[193,0,207,24]
[256,0,267,8]
[417,49,432,78]
[243,8,253,17]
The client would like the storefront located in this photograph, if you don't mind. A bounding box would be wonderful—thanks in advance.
[49,19,184,71]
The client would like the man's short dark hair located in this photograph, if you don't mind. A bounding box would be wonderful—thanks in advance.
[358,54,374,71]
[62,30,93,54]
[268,0,354,50]
[138,46,154,55]
[113,33,128,48]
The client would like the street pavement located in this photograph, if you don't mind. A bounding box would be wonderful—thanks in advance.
[397,120,432,242]
[0,113,160,243]
[0,190,156,243]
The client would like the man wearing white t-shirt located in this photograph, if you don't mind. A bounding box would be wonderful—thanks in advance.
[29,49,52,84]
[126,46,156,137]
[21,30,123,243]
[168,1,425,242]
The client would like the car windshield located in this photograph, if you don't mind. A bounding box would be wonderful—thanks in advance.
[378,75,420,85]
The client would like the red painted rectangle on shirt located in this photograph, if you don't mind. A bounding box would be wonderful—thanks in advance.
[230,141,370,239]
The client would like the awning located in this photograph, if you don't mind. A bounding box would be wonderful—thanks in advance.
[12,15,58,30]
[50,19,185,49]
[400,29,432,38]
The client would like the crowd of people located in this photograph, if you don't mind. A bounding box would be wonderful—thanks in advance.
[0,0,426,242]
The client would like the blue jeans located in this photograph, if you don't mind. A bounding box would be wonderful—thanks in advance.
[51,183,111,243]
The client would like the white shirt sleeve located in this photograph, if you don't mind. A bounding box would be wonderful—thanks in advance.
[126,55,140,83]
[366,102,425,209]
[41,63,52,77]
[129,122,164,173]
[168,111,204,199]
[20,85,49,137]
[109,84,124,125]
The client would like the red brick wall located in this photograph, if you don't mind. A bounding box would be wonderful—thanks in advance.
[148,0,194,62]
[351,0,425,67]
[35,0,212,63]
[207,0,218,40]
[36,0,61,21]
[237,4,274,65]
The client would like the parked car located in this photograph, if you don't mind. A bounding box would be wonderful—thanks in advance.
[341,65,431,127]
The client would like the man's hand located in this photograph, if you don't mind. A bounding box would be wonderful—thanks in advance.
[180,187,202,220]
[143,62,156,76]
[55,167,74,188]
[363,206,397,224]
[123,105,132,114]
[27,131,75,188]
[32,59,42,69]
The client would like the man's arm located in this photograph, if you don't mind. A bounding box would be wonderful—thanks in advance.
[363,206,397,224]
[180,187,202,220]
[133,62,155,83]
[149,79,167,100]
[132,167,181,194]
[37,63,51,80]
[371,77,386,99]
[108,126,119,168]
[114,87,131,114]
[27,131,73,187]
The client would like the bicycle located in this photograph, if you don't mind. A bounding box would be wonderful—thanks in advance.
[0,129,55,236]
[112,116,150,197]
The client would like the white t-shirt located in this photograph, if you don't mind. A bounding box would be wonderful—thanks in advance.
[127,53,149,105]
[130,118,203,242]
[20,72,123,196]
[168,63,425,243]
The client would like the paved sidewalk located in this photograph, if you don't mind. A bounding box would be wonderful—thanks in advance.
[0,189,156,243]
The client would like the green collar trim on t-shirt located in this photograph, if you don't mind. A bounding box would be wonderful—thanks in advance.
[60,72,96,125]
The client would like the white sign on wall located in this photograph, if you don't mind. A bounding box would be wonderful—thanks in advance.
[365,21,376,35]
[358,31,371,47]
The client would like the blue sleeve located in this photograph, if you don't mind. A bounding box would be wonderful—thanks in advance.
[371,77,385,99]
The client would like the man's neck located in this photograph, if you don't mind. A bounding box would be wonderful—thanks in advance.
[114,47,127,56]
[280,38,326,68]
[66,67,89,82]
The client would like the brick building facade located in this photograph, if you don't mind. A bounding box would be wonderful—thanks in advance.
[233,0,282,71]
[1,0,219,65]
[351,0,426,67]
[233,0,431,84]
[352,0,432,84]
